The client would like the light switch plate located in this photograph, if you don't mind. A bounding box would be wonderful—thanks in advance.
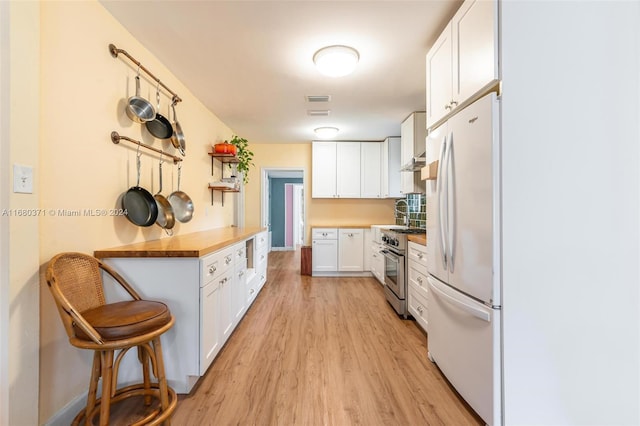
[13,164,33,194]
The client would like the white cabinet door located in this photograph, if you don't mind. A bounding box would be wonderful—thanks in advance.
[360,142,382,198]
[382,137,402,198]
[336,142,361,198]
[338,229,364,272]
[452,0,498,105]
[218,269,234,343]
[400,113,426,194]
[200,280,220,375]
[312,239,338,272]
[312,141,337,198]
[426,22,453,127]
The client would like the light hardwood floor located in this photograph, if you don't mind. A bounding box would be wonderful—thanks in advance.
[111,249,482,425]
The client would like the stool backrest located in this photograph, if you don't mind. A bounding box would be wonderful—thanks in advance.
[45,252,141,343]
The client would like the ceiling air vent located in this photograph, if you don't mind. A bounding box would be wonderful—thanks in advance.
[307,110,330,116]
[305,95,331,103]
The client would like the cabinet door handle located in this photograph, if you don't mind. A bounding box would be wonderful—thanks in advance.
[348,233,354,237]
[417,305,424,314]
[225,256,232,265]
[417,253,424,259]
[209,266,216,274]
[450,100,458,107]
[250,288,255,294]
[417,276,423,285]
[444,104,452,111]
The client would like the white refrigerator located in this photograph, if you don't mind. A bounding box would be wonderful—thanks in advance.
[425,92,502,425]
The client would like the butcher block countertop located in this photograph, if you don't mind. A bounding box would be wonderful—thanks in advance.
[94,227,265,258]
[408,234,427,246]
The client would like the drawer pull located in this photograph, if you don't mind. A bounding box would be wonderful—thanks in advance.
[225,256,232,265]
[417,306,424,314]
[417,276,423,285]
[209,266,216,274]
[250,288,255,294]
[417,253,424,259]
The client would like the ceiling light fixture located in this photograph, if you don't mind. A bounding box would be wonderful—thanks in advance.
[314,127,339,139]
[313,45,360,77]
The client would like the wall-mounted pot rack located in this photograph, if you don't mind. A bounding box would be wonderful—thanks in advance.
[111,131,182,164]
[109,43,182,104]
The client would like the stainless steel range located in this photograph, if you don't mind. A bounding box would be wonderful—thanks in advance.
[381,227,425,317]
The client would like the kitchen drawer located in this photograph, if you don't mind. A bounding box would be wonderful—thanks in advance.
[312,228,338,240]
[408,280,429,333]
[408,263,429,300]
[408,241,428,275]
[255,231,268,250]
[201,247,234,286]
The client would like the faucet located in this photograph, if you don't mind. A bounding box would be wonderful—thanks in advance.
[395,199,409,227]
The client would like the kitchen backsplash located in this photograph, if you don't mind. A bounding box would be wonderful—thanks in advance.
[395,194,426,228]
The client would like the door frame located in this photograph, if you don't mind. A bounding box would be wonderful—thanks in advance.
[260,167,307,250]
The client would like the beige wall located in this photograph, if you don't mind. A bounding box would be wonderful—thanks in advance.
[8,2,40,425]
[37,1,236,422]
[245,143,397,244]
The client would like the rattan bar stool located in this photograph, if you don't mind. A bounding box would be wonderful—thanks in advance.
[45,252,177,425]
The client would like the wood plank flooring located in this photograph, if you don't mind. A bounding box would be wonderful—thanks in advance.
[111,249,483,425]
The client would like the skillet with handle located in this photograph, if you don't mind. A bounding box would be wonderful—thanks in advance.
[122,146,158,227]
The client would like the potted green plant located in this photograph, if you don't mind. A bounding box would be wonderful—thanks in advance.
[227,135,254,185]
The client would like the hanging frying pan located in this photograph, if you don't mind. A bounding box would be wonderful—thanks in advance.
[126,69,155,124]
[146,83,173,139]
[154,159,175,235]
[170,100,186,156]
[122,148,158,227]
[168,163,194,223]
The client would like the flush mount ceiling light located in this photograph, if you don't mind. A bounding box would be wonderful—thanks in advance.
[314,127,339,139]
[313,45,360,77]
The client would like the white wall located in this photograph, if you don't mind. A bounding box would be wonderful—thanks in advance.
[501,1,640,424]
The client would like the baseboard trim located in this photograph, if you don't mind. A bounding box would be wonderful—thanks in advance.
[43,391,87,426]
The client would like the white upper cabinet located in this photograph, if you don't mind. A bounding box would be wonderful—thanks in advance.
[426,0,499,129]
[313,141,396,199]
[360,142,382,198]
[400,113,427,194]
[426,24,453,129]
[336,142,361,198]
[312,141,337,198]
[382,137,402,198]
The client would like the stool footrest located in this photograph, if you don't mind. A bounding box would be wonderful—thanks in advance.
[72,383,177,426]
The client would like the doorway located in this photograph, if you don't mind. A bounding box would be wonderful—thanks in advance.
[261,168,306,251]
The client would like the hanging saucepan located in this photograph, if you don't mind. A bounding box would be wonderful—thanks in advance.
[121,147,158,227]
[154,158,175,235]
[145,83,173,139]
[126,68,156,124]
[170,99,186,156]
[168,163,194,223]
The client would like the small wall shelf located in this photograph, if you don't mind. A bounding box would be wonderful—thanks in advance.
[208,152,241,206]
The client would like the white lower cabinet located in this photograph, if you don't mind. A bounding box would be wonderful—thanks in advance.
[407,241,429,332]
[101,230,268,394]
[338,229,364,271]
[200,278,220,375]
[370,242,385,285]
[312,228,338,273]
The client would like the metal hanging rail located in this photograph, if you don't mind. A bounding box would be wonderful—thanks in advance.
[111,131,182,164]
[109,43,182,104]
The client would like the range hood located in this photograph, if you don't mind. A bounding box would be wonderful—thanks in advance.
[400,152,427,172]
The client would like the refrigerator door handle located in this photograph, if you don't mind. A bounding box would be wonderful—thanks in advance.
[428,277,491,322]
[436,134,448,269]
[446,131,455,273]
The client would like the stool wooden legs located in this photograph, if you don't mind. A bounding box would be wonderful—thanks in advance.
[152,337,171,426]
[99,350,114,426]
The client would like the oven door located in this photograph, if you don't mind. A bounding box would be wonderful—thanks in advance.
[381,249,405,299]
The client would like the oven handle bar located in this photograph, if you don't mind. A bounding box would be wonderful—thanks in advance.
[381,249,402,263]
